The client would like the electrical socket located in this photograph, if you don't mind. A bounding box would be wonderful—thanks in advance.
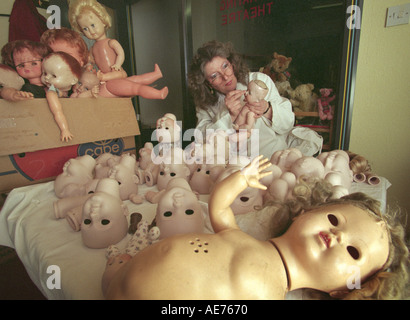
[386,3,410,27]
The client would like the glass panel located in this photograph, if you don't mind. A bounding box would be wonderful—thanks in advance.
[191,0,352,149]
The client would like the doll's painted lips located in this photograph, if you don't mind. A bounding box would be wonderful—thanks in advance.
[319,232,331,248]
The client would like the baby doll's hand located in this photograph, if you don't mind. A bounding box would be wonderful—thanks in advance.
[91,85,100,98]
[97,70,105,82]
[111,64,122,71]
[61,129,74,142]
[241,155,272,190]
[14,91,34,101]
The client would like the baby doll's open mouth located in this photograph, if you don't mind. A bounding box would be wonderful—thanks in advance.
[319,232,331,248]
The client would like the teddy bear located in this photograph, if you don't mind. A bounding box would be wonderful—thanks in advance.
[261,52,292,97]
[262,52,292,83]
[317,88,336,120]
[289,83,318,113]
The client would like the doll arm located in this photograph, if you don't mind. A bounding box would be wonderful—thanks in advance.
[0,87,33,101]
[209,156,271,233]
[46,90,74,142]
[108,39,125,71]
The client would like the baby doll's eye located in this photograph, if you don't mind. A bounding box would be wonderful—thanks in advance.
[170,172,176,177]
[101,219,110,226]
[165,127,169,130]
[347,246,360,260]
[206,170,210,174]
[196,168,201,172]
[327,214,339,227]
[160,171,164,175]
[84,219,92,225]
[164,211,172,217]
[185,209,194,215]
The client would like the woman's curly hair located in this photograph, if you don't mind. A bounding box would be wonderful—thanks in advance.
[188,40,249,110]
[260,177,409,300]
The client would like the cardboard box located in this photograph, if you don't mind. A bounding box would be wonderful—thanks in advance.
[0,98,140,193]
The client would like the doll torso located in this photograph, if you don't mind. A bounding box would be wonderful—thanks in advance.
[92,39,118,74]
[105,229,287,300]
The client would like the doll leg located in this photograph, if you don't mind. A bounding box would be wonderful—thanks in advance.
[106,79,168,99]
[127,64,163,85]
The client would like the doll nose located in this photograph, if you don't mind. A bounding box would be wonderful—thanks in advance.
[331,229,344,244]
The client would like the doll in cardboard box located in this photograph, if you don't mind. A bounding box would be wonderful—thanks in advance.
[102,156,408,300]
[69,0,168,100]
[1,39,52,99]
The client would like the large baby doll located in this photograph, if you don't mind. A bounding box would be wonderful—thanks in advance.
[69,0,168,100]
[103,156,408,300]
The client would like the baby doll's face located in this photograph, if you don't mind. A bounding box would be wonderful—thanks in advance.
[13,48,43,83]
[156,186,204,239]
[77,10,106,41]
[285,204,389,293]
[41,55,78,92]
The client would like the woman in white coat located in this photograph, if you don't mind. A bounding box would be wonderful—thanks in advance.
[188,41,322,161]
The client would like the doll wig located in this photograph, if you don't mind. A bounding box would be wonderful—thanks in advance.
[69,0,112,33]
[43,52,82,81]
[188,40,250,110]
[40,27,89,67]
[1,40,51,68]
[259,177,409,300]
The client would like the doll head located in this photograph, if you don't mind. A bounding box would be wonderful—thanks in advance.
[74,69,100,95]
[0,64,25,90]
[156,178,204,239]
[54,155,96,198]
[40,27,89,67]
[156,162,190,191]
[1,40,51,85]
[81,178,129,249]
[108,154,139,201]
[41,52,82,92]
[245,80,268,104]
[267,178,409,299]
[156,113,181,144]
[69,0,112,37]
[271,148,303,172]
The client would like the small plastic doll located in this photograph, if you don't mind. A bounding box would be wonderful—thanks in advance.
[1,39,52,98]
[41,52,82,141]
[69,0,168,100]
[0,64,31,101]
[103,156,408,300]
[233,79,269,134]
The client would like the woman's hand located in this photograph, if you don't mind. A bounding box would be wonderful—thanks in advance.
[225,90,246,120]
[246,99,270,118]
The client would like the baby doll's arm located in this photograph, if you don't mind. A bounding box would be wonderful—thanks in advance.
[209,156,272,233]
[46,90,74,142]
[108,39,125,71]
[0,87,33,101]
